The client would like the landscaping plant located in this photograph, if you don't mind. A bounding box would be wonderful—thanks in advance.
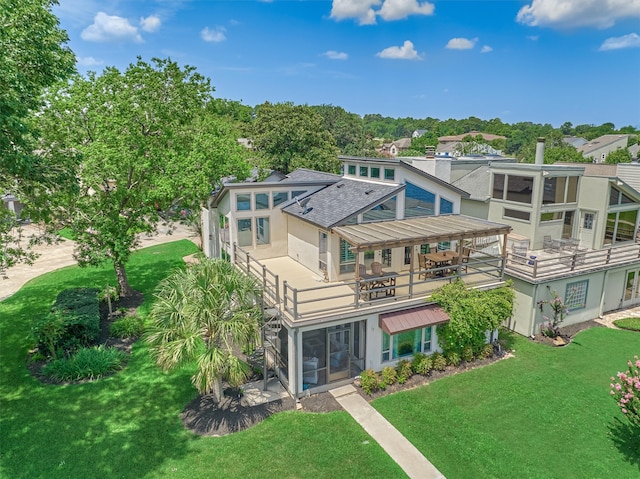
[359,368,380,395]
[537,285,576,337]
[42,345,127,381]
[610,355,640,429]
[396,359,413,384]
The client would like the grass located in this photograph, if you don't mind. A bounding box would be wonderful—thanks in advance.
[614,317,640,332]
[0,240,404,479]
[373,328,640,478]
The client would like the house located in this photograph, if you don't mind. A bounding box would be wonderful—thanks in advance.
[422,140,640,337]
[412,129,428,138]
[577,134,630,163]
[562,136,587,148]
[202,159,512,397]
[376,138,413,157]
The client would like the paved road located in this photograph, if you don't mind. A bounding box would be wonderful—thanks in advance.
[1,223,199,301]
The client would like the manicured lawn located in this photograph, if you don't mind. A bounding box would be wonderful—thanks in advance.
[0,241,404,479]
[614,317,640,332]
[374,328,640,478]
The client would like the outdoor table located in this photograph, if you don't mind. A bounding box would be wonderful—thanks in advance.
[359,271,397,300]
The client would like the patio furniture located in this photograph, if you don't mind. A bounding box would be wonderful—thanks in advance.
[424,250,458,276]
[358,264,367,279]
[511,244,529,265]
[371,261,383,275]
[460,247,471,273]
[418,254,435,279]
[543,235,554,253]
[359,271,397,300]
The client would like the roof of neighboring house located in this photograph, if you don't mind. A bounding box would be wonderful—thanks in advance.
[394,138,412,149]
[628,144,639,159]
[282,179,404,228]
[577,134,630,155]
[575,163,617,177]
[562,136,587,148]
[413,129,428,137]
[438,131,506,143]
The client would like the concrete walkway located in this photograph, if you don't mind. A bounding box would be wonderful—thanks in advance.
[330,384,445,479]
[1,223,199,301]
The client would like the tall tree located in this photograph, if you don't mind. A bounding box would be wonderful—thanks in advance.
[37,58,250,296]
[146,258,261,402]
[605,148,632,164]
[0,0,75,274]
[311,104,377,157]
[252,102,340,174]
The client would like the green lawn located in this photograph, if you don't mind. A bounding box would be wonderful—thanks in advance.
[374,328,640,478]
[614,317,640,332]
[0,241,404,479]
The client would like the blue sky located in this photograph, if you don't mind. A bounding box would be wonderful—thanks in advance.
[54,0,640,129]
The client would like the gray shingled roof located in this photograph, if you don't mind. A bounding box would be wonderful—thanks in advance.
[280,169,341,183]
[282,179,403,228]
[452,165,491,200]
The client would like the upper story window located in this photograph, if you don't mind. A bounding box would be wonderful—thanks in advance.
[236,193,251,211]
[359,166,368,177]
[492,173,534,205]
[404,182,435,218]
[255,193,269,210]
[609,186,635,206]
[440,198,454,215]
[272,191,288,207]
[384,168,395,181]
[371,167,380,179]
[543,176,579,204]
[347,164,356,175]
[292,190,307,199]
[363,196,397,222]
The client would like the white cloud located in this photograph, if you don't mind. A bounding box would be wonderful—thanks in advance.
[445,37,478,50]
[331,0,380,25]
[376,40,422,60]
[517,0,640,29]
[140,15,161,32]
[201,26,226,42]
[378,0,434,20]
[527,35,539,41]
[323,50,349,60]
[481,45,493,53]
[77,56,103,66]
[81,12,143,43]
[599,32,640,51]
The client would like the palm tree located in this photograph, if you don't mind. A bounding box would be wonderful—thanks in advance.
[145,258,261,401]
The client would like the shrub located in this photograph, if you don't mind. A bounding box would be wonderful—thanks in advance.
[110,314,145,338]
[432,352,447,371]
[540,322,560,338]
[610,356,640,429]
[462,346,475,363]
[412,352,432,375]
[359,369,379,395]
[42,346,127,381]
[479,343,494,359]
[33,288,101,358]
[381,366,397,387]
[396,359,413,384]
[446,351,461,367]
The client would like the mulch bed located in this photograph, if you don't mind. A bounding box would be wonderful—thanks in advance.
[531,319,605,347]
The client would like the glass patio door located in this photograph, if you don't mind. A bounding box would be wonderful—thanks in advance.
[623,269,640,307]
[328,325,351,382]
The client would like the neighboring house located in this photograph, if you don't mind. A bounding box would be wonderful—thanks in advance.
[412,129,428,138]
[577,134,630,163]
[437,141,502,157]
[438,131,506,145]
[2,193,25,219]
[562,136,587,148]
[628,144,639,161]
[376,138,412,157]
[203,158,512,397]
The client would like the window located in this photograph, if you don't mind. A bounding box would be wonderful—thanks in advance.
[319,231,328,270]
[540,212,563,222]
[605,210,638,244]
[339,239,355,274]
[348,165,356,175]
[272,191,288,207]
[504,208,531,221]
[404,182,435,218]
[583,213,594,229]
[566,177,578,203]
[256,217,270,245]
[382,248,391,267]
[237,219,252,247]
[363,196,397,222]
[505,175,534,204]
[404,246,411,265]
[440,198,454,215]
[236,193,251,211]
[543,177,566,204]
[609,186,635,206]
[370,167,380,179]
[437,241,450,251]
[565,280,588,310]
[384,168,395,181]
[382,327,434,361]
[359,166,368,177]
[255,193,269,210]
[219,214,229,245]
[492,173,505,199]
[292,190,307,199]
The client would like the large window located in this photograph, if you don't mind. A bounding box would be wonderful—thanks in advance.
[382,327,433,361]
[565,280,588,310]
[505,175,534,204]
[404,182,435,218]
[609,186,634,206]
[339,239,355,274]
[363,196,397,222]
[272,191,288,207]
[236,193,251,211]
[504,208,531,221]
[237,219,252,247]
[256,217,270,245]
[543,176,579,204]
[440,198,453,214]
[492,173,505,199]
[605,210,638,244]
[255,193,269,210]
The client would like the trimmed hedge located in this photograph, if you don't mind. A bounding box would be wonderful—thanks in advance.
[33,288,101,358]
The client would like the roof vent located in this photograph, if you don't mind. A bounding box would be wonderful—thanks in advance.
[365,189,374,195]
[336,183,344,188]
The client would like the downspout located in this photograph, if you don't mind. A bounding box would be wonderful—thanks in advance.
[598,269,610,317]
[529,283,540,338]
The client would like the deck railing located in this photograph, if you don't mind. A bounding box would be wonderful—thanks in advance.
[506,243,640,279]
[233,245,505,322]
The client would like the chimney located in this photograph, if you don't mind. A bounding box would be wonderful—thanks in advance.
[535,137,545,165]
[425,145,435,159]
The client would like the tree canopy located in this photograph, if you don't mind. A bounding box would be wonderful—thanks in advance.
[251,102,340,174]
[36,58,250,296]
[605,148,632,164]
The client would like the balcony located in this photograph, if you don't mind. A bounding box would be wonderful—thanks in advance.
[506,242,640,280]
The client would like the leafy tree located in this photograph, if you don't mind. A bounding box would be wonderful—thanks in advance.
[145,258,261,401]
[0,0,76,274]
[36,58,250,296]
[605,148,632,164]
[404,131,439,156]
[252,102,340,174]
[311,104,377,157]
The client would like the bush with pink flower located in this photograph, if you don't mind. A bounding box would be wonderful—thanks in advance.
[610,355,640,429]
